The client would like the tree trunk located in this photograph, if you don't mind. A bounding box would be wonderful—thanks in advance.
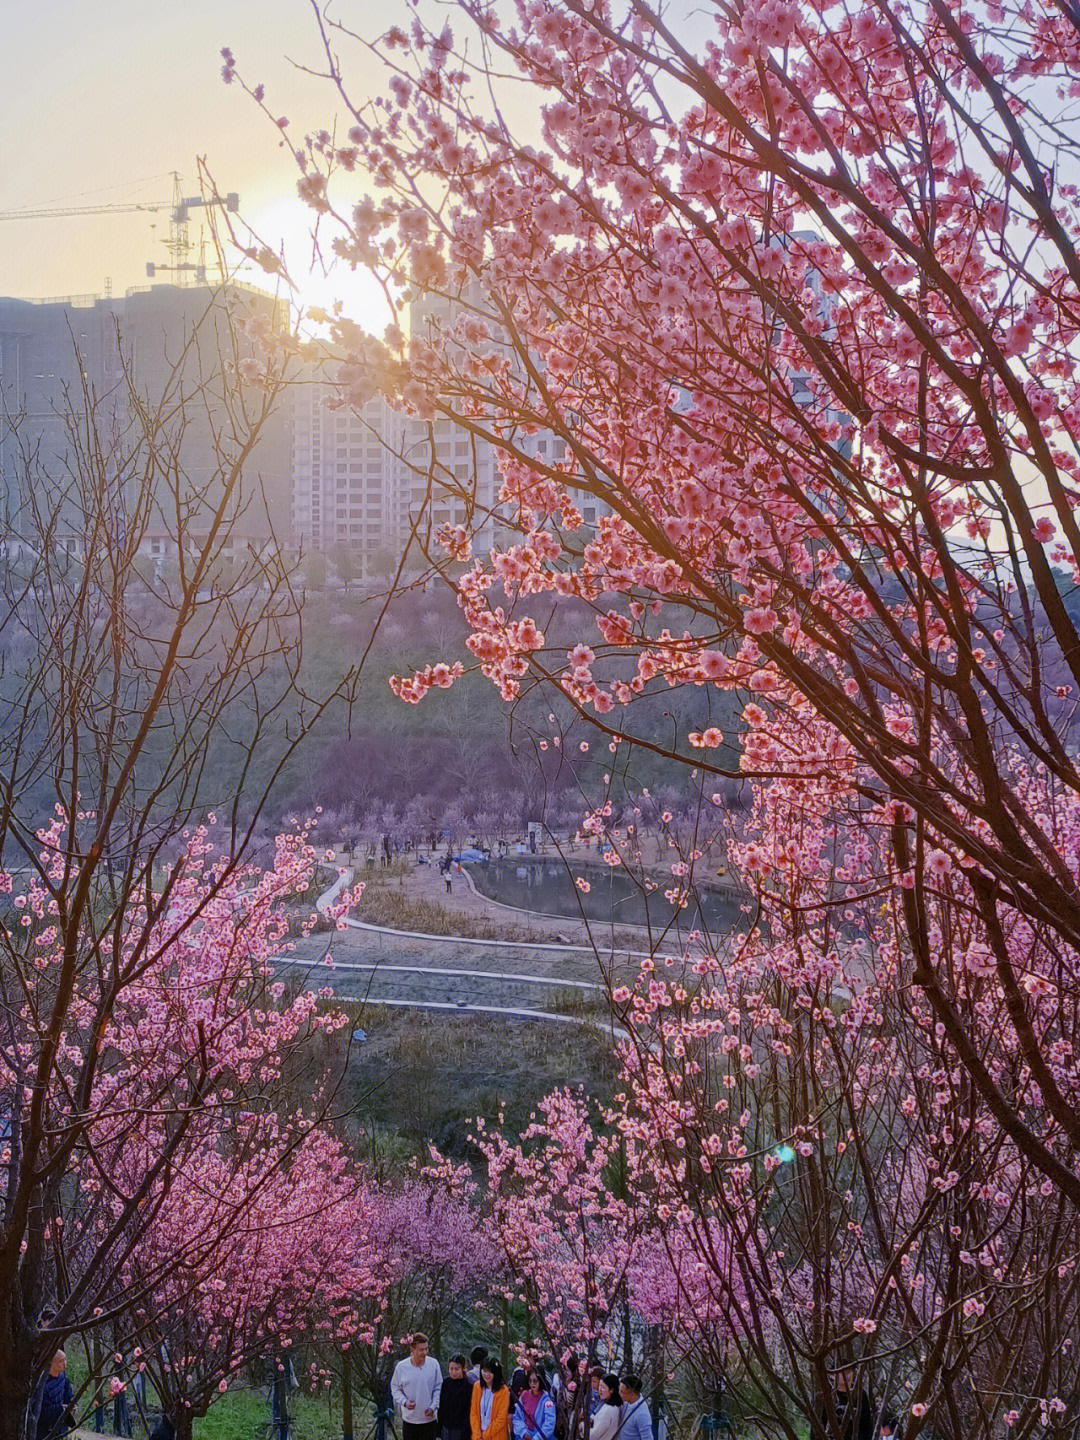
[0,1382,28,1440]
[1,1330,37,1440]
[173,1413,195,1440]
[93,1331,106,1432]
[342,1348,354,1440]
[648,1329,664,1440]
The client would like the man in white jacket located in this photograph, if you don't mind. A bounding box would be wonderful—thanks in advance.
[392,1333,444,1440]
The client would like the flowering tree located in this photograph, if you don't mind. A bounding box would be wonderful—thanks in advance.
[0,815,358,1438]
[474,1088,647,1367]
[232,0,1080,1219]
[322,1163,502,1416]
[474,1081,748,1429]
[610,768,1080,1440]
[114,1129,364,1440]
[0,293,376,1439]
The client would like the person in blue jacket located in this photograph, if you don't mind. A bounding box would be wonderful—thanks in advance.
[513,1369,556,1440]
[31,1351,75,1440]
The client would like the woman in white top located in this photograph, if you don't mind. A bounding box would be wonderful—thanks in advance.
[587,1376,622,1440]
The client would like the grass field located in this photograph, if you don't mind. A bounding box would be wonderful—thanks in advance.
[65,1350,348,1440]
[193,1386,348,1440]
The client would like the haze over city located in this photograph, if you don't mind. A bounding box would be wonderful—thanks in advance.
[5,2,1080,1439]
[2,1,387,314]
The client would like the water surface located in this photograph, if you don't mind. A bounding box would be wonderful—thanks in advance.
[467,856,743,935]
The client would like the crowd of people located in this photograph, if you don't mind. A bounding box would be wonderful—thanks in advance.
[27,1333,901,1440]
[390,1336,654,1440]
[390,1339,903,1440]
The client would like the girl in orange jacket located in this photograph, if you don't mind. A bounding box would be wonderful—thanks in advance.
[472,1361,511,1440]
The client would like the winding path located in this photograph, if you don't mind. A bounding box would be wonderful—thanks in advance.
[268,866,632,1035]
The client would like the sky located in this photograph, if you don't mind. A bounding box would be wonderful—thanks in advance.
[1,0,395,323]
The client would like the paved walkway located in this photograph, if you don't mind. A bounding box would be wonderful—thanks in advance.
[270,866,640,1029]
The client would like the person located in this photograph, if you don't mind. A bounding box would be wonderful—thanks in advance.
[472,1359,511,1440]
[149,1421,176,1440]
[589,1369,606,1420]
[618,1376,652,1440]
[510,1357,534,1410]
[440,1355,474,1440]
[31,1351,75,1440]
[269,1351,296,1440]
[393,1333,444,1440]
[111,1360,134,1438]
[823,1368,873,1440]
[586,1376,621,1440]
[467,1348,488,1387]
[514,1370,556,1440]
[554,1354,580,1440]
[879,1415,901,1440]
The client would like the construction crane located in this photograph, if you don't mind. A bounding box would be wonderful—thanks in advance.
[0,173,240,285]
[0,200,170,220]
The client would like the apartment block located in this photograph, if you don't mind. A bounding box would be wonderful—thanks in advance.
[0,284,290,557]
[290,376,407,569]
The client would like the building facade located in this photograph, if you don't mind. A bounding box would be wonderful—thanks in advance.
[0,280,610,583]
[0,283,290,559]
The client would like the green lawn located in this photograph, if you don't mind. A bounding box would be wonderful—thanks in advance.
[68,1379,346,1440]
[194,1387,348,1440]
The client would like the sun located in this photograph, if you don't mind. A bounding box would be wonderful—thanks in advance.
[230,192,394,339]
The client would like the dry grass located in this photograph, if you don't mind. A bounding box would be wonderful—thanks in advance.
[355,883,534,940]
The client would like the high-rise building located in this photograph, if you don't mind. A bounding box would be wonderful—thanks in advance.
[0,283,290,558]
[290,374,407,571]
[405,282,610,553]
[0,269,627,588]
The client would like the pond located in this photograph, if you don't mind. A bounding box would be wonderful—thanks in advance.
[466,856,745,934]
